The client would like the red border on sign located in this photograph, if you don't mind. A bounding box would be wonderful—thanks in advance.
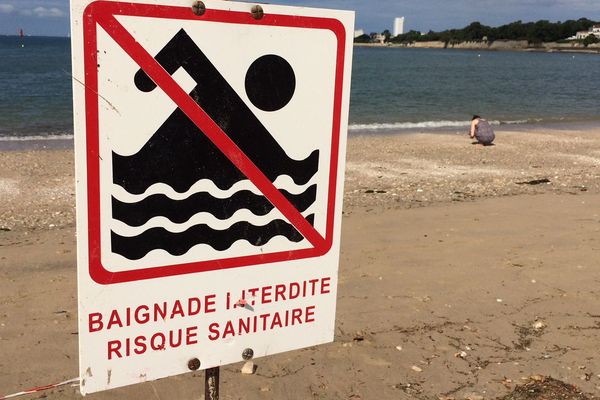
[83,1,347,284]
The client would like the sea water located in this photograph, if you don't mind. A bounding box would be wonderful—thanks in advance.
[0,36,72,139]
[350,46,600,133]
[0,35,599,140]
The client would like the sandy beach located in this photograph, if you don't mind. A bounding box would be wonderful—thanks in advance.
[1,126,600,399]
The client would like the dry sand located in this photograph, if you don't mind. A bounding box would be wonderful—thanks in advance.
[1,126,600,399]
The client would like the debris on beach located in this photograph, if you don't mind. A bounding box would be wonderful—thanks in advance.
[241,361,255,375]
[532,320,546,331]
[499,376,592,400]
[395,381,423,395]
[451,191,475,202]
[516,178,551,185]
[353,332,365,342]
[464,394,484,400]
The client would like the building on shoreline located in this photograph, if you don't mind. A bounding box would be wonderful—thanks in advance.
[570,25,600,40]
[371,33,386,44]
[393,17,405,37]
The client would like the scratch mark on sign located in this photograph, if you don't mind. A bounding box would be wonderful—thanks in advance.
[67,70,122,116]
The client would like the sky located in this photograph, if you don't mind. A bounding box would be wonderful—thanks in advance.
[0,0,599,37]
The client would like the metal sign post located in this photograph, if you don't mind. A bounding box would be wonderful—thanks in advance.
[205,367,220,400]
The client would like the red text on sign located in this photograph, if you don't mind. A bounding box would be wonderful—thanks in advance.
[107,326,199,360]
[208,305,316,341]
[89,295,216,333]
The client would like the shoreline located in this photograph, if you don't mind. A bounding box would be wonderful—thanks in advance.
[2,120,600,152]
[343,125,600,214]
[1,124,600,233]
[354,41,600,54]
[0,137,73,151]
[349,120,600,137]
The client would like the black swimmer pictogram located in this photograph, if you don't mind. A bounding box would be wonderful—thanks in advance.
[111,29,319,260]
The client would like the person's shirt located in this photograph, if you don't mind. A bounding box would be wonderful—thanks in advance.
[475,119,495,144]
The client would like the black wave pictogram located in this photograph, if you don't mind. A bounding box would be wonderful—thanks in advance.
[112,215,315,260]
[112,185,317,227]
[112,29,319,194]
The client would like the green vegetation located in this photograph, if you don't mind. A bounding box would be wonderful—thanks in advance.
[382,29,392,42]
[379,18,599,44]
[353,34,371,43]
[583,34,600,46]
[390,30,422,43]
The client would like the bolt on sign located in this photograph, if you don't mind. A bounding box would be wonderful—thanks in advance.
[71,0,354,394]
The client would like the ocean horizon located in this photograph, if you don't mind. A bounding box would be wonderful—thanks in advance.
[1,36,599,142]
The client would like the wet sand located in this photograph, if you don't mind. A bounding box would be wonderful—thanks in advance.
[1,126,600,399]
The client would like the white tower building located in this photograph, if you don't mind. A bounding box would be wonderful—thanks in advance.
[393,17,405,37]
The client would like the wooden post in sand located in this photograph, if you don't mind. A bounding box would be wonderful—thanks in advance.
[205,367,220,400]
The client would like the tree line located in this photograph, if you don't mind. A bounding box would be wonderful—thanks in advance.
[355,18,599,45]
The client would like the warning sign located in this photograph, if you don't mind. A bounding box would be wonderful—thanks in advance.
[71,0,353,394]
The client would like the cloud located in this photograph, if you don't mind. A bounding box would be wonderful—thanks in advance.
[0,2,67,18]
[30,6,65,18]
[0,3,15,13]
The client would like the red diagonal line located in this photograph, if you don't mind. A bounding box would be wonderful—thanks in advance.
[96,13,326,249]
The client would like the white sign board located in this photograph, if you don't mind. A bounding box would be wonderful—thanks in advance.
[71,0,354,394]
